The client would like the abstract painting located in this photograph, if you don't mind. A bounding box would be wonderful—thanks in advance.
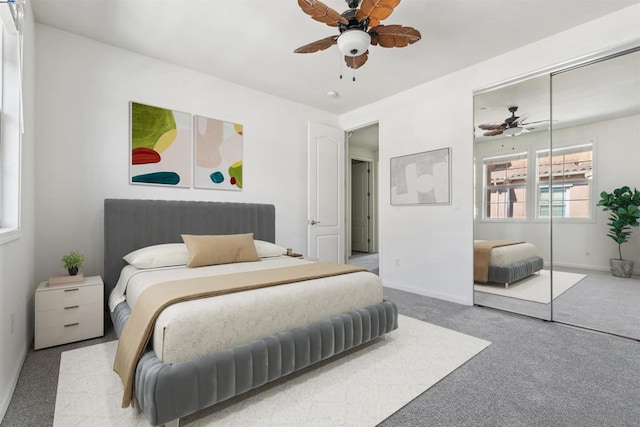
[390,147,451,205]
[130,102,191,187]
[193,115,243,190]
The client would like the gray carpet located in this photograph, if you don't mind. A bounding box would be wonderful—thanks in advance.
[348,251,379,275]
[474,267,639,340]
[3,291,640,427]
[553,268,640,340]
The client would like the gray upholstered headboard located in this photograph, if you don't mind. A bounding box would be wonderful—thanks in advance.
[104,199,276,300]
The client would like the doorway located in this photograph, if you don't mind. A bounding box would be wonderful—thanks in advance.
[347,123,379,274]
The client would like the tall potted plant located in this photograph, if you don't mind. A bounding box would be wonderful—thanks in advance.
[597,186,640,278]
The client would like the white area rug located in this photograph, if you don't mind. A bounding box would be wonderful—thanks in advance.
[475,270,587,303]
[54,315,490,427]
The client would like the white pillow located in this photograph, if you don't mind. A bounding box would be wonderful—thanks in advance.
[123,243,189,269]
[254,240,288,258]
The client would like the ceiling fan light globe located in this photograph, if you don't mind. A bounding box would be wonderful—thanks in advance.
[337,30,370,57]
[503,126,523,136]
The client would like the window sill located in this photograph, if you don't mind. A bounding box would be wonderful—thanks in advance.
[0,228,21,244]
[479,219,530,223]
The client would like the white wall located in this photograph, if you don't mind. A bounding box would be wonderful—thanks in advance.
[0,3,35,421]
[340,5,640,305]
[553,115,640,270]
[474,115,640,272]
[34,25,339,284]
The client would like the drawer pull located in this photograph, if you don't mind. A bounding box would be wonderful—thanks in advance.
[64,288,79,293]
[64,305,79,310]
[64,323,79,328]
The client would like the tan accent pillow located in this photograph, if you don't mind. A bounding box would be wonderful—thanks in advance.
[181,233,259,268]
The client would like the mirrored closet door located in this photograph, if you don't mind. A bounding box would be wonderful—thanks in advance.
[549,48,640,340]
[473,47,640,338]
[473,75,552,321]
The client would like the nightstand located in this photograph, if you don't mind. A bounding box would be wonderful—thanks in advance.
[34,275,104,350]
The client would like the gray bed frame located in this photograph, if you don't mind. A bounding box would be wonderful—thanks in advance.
[488,256,544,288]
[104,199,398,426]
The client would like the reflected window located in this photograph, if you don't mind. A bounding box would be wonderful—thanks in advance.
[483,152,528,219]
[537,143,593,219]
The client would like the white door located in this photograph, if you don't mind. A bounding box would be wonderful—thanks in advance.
[308,122,345,262]
[351,161,370,252]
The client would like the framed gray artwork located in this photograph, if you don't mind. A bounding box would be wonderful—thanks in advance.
[390,147,451,205]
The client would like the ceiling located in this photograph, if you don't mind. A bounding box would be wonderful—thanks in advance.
[474,48,640,142]
[30,0,638,114]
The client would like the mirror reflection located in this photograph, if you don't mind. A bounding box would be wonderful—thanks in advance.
[473,75,552,320]
[473,48,640,338]
[550,49,640,340]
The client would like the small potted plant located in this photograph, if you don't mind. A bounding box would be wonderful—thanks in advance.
[61,251,84,276]
[597,186,640,278]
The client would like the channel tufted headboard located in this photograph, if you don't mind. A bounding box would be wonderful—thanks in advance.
[103,199,276,302]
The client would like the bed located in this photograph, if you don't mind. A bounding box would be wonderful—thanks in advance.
[105,199,398,426]
[473,240,543,287]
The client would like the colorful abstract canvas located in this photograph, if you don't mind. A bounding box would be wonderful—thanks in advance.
[194,115,243,190]
[130,102,192,187]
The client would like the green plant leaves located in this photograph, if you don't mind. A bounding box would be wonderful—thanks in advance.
[61,251,84,269]
[597,186,640,259]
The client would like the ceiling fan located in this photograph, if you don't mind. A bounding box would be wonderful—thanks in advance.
[294,0,421,72]
[478,106,547,137]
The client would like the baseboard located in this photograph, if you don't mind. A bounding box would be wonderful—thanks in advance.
[551,262,640,276]
[0,344,28,423]
[383,280,472,306]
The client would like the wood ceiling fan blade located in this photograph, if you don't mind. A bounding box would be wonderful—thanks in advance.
[297,0,349,27]
[369,25,421,48]
[478,123,505,131]
[345,51,369,69]
[355,0,401,28]
[294,36,338,53]
[484,129,504,136]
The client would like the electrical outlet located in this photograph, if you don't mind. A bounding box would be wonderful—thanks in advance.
[10,312,15,334]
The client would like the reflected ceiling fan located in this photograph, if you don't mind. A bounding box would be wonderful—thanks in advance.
[478,106,547,137]
[294,0,421,74]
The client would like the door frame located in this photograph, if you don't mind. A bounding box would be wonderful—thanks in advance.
[347,156,376,256]
[345,122,381,262]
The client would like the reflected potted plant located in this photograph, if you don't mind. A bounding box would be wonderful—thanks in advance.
[597,186,640,278]
[61,251,84,276]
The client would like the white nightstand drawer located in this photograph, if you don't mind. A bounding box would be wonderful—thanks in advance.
[35,302,103,328]
[35,276,104,349]
[34,318,103,350]
[35,284,102,311]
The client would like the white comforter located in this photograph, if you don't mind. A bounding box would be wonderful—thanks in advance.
[473,240,537,267]
[109,257,383,364]
[488,243,537,266]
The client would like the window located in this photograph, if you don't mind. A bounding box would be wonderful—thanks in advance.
[1,21,5,224]
[483,152,528,219]
[536,144,593,219]
[0,5,23,243]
